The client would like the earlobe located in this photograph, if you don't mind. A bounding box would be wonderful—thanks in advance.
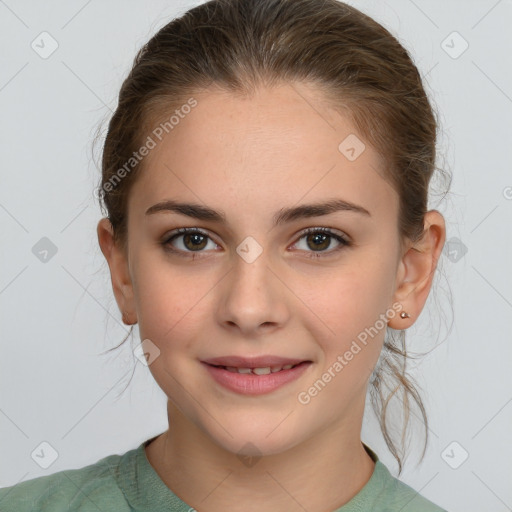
[97,218,138,325]
[388,210,446,329]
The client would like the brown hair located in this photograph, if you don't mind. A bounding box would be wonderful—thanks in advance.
[94,0,452,475]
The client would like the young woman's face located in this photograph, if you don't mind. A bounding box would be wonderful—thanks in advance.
[124,82,404,456]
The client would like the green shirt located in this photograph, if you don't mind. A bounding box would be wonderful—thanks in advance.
[0,437,447,511]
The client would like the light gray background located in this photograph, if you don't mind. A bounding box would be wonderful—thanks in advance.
[1,1,511,511]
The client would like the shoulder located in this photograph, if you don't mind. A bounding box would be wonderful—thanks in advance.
[376,462,448,512]
[0,450,133,512]
[351,444,448,512]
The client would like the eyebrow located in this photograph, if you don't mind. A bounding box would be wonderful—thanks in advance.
[145,198,371,226]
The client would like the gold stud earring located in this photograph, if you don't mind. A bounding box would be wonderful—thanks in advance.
[400,311,410,319]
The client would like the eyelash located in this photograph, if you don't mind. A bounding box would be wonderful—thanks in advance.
[161,227,351,259]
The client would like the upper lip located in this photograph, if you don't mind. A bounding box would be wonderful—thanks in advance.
[202,355,311,368]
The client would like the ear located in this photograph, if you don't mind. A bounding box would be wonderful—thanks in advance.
[388,210,446,329]
[97,218,137,325]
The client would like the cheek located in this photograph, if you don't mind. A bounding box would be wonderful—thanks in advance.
[297,258,394,364]
[132,260,214,350]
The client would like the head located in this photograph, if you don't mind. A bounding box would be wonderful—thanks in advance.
[95,0,448,474]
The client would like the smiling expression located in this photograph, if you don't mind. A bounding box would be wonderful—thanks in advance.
[119,81,404,455]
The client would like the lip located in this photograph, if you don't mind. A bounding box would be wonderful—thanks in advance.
[201,360,312,395]
[201,355,310,368]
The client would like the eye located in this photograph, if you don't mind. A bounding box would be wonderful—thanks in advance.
[291,227,351,258]
[162,228,218,257]
[161,227,351,259]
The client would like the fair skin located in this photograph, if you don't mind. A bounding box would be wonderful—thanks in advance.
[97,81,445,511]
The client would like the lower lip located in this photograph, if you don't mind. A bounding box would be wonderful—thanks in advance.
[202,361,312,395]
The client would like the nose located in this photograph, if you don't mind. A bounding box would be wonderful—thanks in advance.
[216,246,290,337]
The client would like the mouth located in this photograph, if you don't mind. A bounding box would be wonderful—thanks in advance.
[201,357,313,395]
[204,361,308,374]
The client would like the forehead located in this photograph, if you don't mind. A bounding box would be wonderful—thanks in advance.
[129,82,397,223]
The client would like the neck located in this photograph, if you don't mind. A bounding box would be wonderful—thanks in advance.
[145,399,376,512]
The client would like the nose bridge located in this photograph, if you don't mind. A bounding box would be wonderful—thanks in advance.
[231,239,273,307]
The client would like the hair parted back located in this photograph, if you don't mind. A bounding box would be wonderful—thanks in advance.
[94,0,452,475]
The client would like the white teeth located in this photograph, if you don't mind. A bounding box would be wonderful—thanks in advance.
[253,367,271,375]
[221,364,298,374]
[225,366,255,374]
